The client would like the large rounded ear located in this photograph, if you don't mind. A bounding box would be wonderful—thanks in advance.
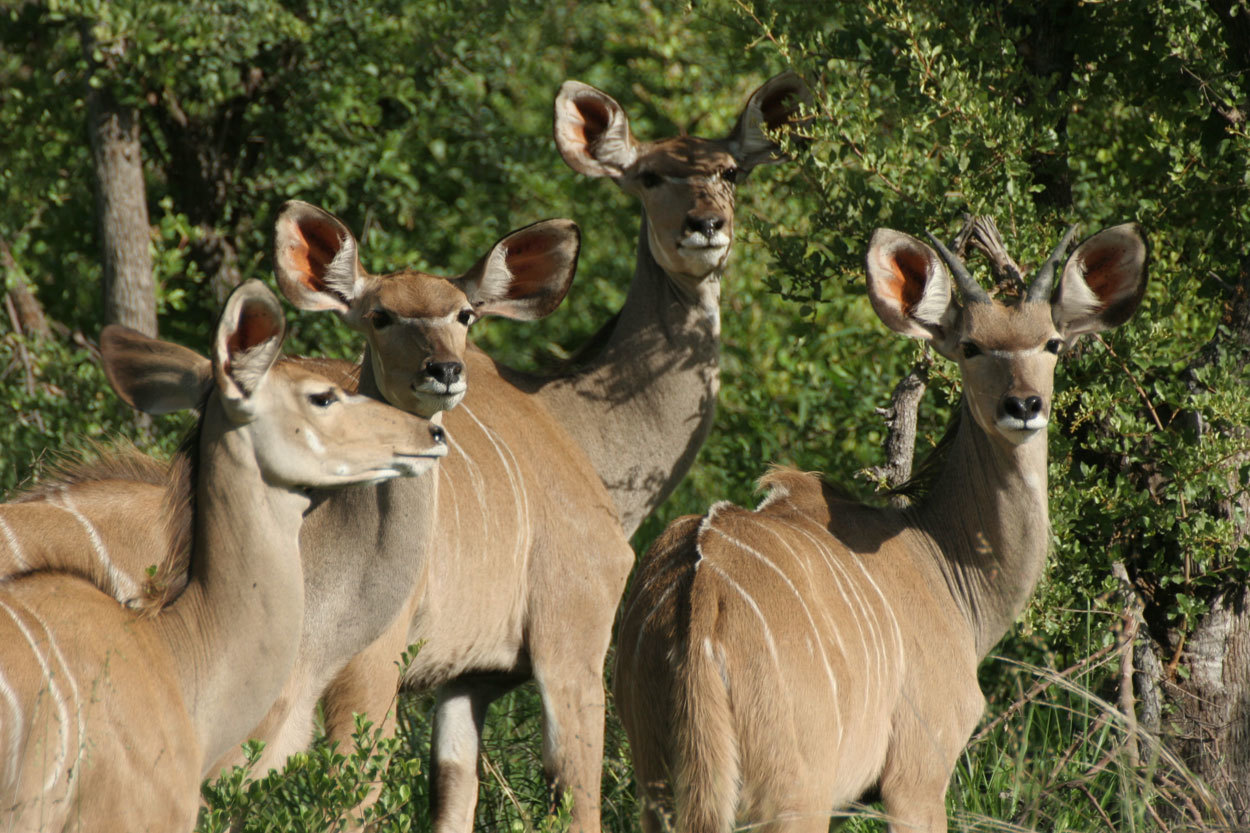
[452,219,580,321]
[725,71,813,172]
[273,200,367,314]
[1051,223,1149,338]
[865,229,959,356]
[100,326,212,415]
[553,80,638,178]
[212,280,286,412]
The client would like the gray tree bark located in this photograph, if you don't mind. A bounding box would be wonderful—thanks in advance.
[82,21,156,337]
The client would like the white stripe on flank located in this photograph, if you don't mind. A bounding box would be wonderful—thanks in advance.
[632,580,679,680]
[460,405,530,565]
[26,605,84,796]
[768,519,848,658]
[439,465,463,543]
[849,557,905,668]
[0,512,28,571]
[706,563,781,672]
[785,523,882,717]
[0,599,69,793]
[50,489,140,601]
[711,524,843,746]
[0,660,23,791]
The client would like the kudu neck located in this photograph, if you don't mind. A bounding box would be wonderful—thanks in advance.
[534,206,723,536]
[158,397,309,767]
[914,401,1051,660]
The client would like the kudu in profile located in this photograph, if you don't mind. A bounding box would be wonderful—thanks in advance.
[0,281,445,832]
[615,221,1149,833]
[297,74,809,833]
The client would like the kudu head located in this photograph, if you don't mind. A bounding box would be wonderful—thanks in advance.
[101,279,448,488]
[866,223,1149,447]
[274,201,580,417]
[553,72,811,285]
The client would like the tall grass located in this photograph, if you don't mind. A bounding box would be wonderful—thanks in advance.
[200,646,1225,832]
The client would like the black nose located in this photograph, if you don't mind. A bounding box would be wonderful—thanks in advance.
[683,215,725,237]
[424,361,463,386]
[429,425,446,445]
[1003,395,1044,421]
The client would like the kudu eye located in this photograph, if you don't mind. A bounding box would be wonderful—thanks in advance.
[309,389,339,408]
[961,342,982,359]
[1045,338,1064,355]
[369,309,394,329]
[457,308,475,326]
[722,166,739,184]
[430,425,446,445]
[639,171,663,189]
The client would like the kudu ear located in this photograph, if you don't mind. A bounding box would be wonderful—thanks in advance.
[1050,223,1149,339]
[273,200,367,315]
[725,71,813,172]
[452,219,580,321]
[100,326,213,415]
[212,280,287,414]
[554,80,638,179]
[865,228,960,357]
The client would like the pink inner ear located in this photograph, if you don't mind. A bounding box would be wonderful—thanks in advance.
[505,235,562,299]
[886,250,928,316]
[228,303,279,355]
[575,97,610,146]
[1081,245,1131,302]
[291,219,342,291]
[760,88,799,130]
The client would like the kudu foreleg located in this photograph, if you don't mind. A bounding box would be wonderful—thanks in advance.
[532,658,608,833]
[428,676,518,833]
[320,604,414,826]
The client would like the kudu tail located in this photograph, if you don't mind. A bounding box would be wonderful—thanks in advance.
[673,567,740,833]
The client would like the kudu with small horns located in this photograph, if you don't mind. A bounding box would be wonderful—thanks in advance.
[0,281,445,832]
[615,221,1149,833]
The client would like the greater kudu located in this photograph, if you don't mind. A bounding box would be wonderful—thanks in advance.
[299,73,810,833]
[0,281,445,832]
[201,207,587,784]
[614,221,1149,833]
[271,203,633,833]
[540,71,811,536]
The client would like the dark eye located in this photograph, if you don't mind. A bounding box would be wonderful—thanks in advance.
[430,426,446,444]
[309,389,339,408]
[457,309,474,326]
[639,171,663,189]
[722,166,739,184]
[369,309,394,329]
[961,342,982,359]
[1045,338,1064,355]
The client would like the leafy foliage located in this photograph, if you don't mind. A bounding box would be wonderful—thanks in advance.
[3,0,1249,829]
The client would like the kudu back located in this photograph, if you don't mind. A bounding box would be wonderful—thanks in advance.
[615,221,1148,833]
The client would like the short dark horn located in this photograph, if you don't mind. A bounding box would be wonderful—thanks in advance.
[926,231,990,304]
[1027,224,1080,303]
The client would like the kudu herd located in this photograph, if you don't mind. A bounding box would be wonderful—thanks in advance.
[0,70,1152,833]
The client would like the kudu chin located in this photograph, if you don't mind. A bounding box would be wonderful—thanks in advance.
[615,220,1148,833]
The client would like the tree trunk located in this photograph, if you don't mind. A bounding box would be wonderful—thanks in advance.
[82,21,156,338]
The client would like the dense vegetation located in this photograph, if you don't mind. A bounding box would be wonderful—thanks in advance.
[3,0,1248,830]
